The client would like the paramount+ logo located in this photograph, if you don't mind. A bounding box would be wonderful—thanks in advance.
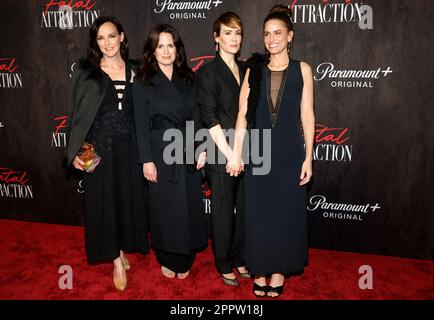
[314,62,393,89]
[153,0,224,20]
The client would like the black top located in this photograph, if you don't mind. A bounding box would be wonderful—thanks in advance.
[86,67,134,153]
[64,58,140,167]
[195,54,246,130]
[195,54,246,172]
[133,70,202,181]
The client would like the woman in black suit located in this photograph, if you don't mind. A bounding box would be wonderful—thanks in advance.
[195,12,250,286]
[65,16,149,291]
[133,24,207,279]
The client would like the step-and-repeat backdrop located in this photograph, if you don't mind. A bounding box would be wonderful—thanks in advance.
[1,0,432,260]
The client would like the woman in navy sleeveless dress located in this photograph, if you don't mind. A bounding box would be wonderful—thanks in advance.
[228,5,315,297]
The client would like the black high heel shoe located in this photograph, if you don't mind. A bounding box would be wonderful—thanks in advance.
[253,283,268,297]
[267,285,283,298]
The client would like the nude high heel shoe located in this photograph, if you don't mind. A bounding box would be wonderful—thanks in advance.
[122,256,131,271]
[113,258,127,291]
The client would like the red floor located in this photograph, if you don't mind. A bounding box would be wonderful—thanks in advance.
[0,219,432,300]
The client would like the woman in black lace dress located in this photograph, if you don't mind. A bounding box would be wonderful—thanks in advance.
[65,16,149,291]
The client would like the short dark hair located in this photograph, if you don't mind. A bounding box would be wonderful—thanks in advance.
[213,11,243,37]
[87,16,129,67]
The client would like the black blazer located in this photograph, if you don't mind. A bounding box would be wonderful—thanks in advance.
[64,58,139,168]
[195,54,245,172]
[133,71,201,181]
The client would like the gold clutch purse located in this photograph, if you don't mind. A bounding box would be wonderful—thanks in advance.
[77,142,101,173]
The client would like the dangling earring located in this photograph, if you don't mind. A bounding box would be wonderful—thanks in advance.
[215,42,219,53]
[287,41,293,54]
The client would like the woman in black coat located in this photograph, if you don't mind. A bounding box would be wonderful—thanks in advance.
[65,16,149,291]
[133,24,207,279]
[195,12,250,287]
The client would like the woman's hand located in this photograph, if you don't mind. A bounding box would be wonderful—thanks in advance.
[299,160,313,186]
[226,153,244,177]
[143,162,157,183]
[72,155,85,171]
[196,152,207,170]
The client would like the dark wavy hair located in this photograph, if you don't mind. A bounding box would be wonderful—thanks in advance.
[87,16,129,67]
[137,24,193,85]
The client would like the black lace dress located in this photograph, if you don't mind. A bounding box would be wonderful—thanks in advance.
[83,67,149,263]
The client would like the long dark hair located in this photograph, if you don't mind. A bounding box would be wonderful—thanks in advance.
[87,16,129,67]
[137,24,193,85]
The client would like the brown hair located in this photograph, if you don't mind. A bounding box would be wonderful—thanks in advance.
[213,11,243,36]
[137,24,193,85]
[263,4,293,32]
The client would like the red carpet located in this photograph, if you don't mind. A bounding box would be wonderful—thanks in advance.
[0,219,432,300]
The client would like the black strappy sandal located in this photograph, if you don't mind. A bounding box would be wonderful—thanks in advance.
[253,283,268,297]
[267,285,283,298]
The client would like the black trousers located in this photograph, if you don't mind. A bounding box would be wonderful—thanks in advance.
[206,169,245,274]
[155,249,195,274]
